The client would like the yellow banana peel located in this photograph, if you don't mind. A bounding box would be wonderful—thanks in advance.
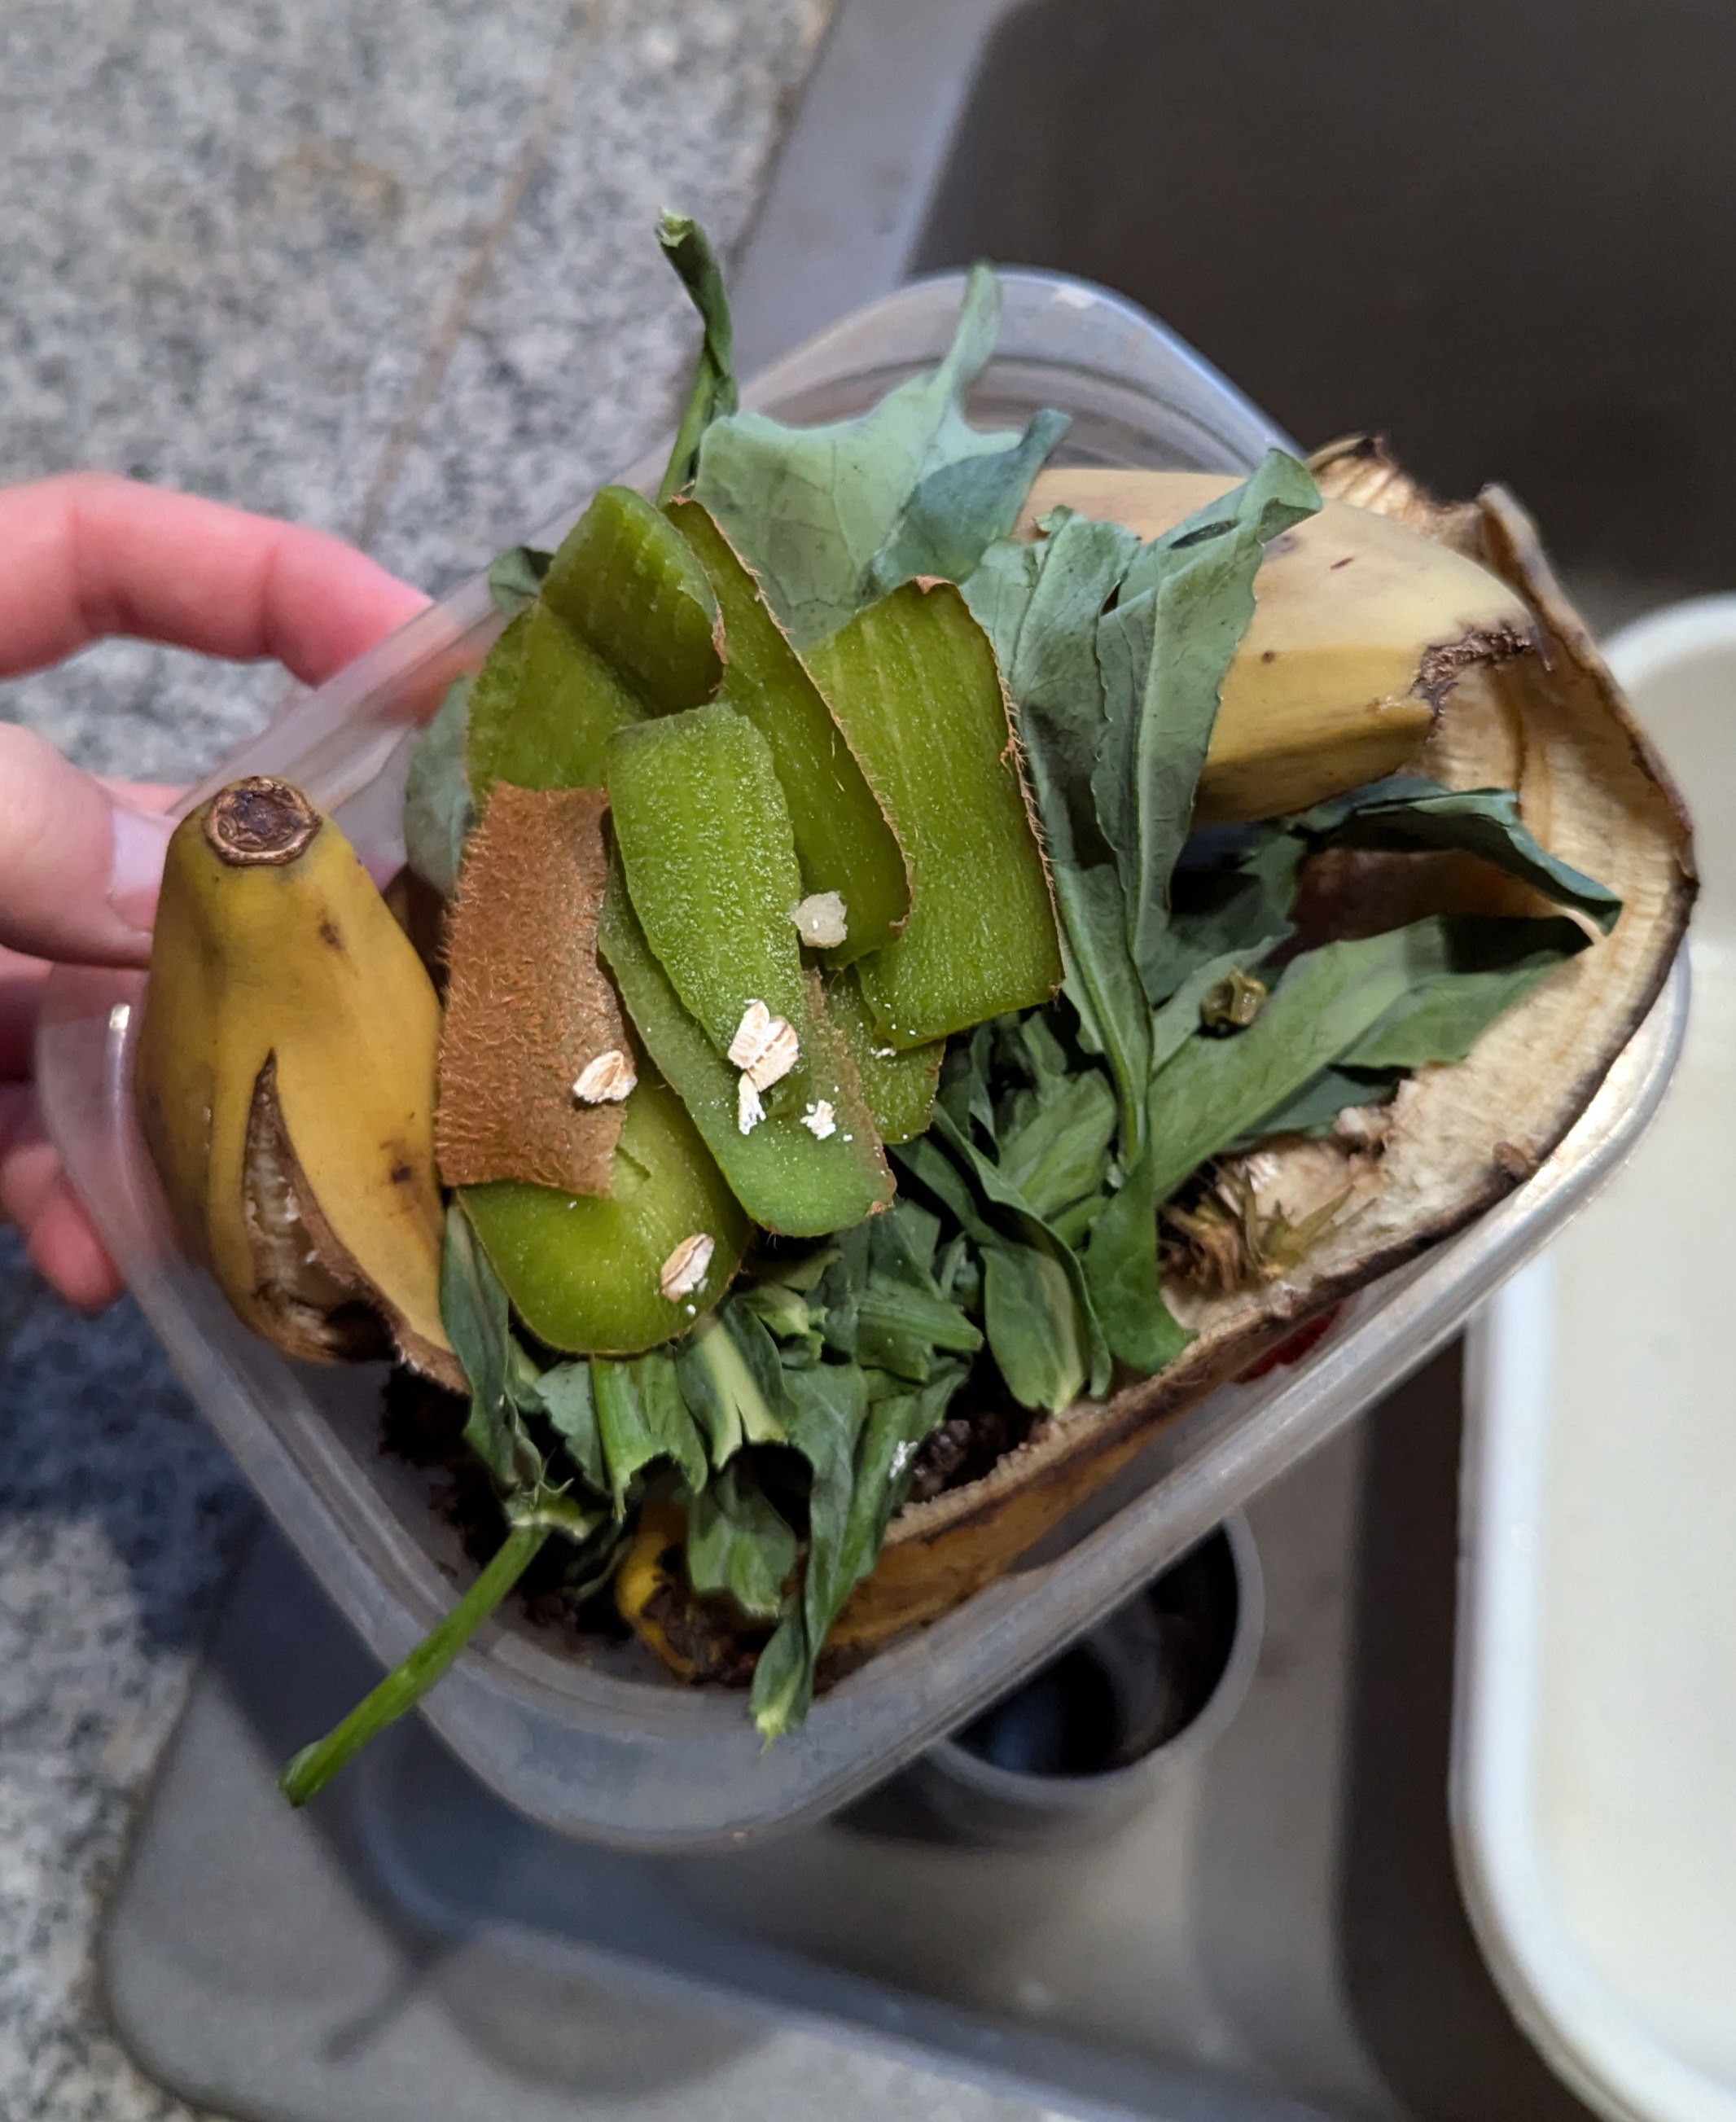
[135,777,458,1388]
[1022,466,1537,822]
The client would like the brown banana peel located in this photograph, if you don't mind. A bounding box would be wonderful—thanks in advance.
[828,445,1694,1656]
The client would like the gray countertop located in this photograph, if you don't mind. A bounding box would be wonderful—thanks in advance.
[0,2,828,2109]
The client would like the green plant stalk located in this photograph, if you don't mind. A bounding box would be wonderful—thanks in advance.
[656,210,739,504]
[278,1522,550,1807]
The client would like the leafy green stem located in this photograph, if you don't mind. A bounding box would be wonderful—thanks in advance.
[278,1523,550,1807]
[656,210,739,504]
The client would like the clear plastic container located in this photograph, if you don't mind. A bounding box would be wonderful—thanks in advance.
[37,270,1686,1849]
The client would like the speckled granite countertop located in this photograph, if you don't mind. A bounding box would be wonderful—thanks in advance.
[0,4,828,2110]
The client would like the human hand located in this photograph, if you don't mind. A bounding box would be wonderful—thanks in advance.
[0,472,429,1309]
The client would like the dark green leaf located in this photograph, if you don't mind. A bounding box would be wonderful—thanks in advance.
[1050,856,1151,1155]
[917,1109,1111,1401]
[866,408,1069,599]
[533,1361,607,1495]
[683,1460,797,1620]
[592,1352,708,1509]
[1145,914,1585,1205]
[994,1052,1117,1224]
[736,1276,824,1360]
[970,506,1138,861]
[746,1610,812,1742]
[693,265,1042,647]
[487,544,553,618]
[1233,1065,1401,1143]
[1159,826,1304,997]
[869,1196,945,1287]
[1093,450,1320,1007]
[655,210,739,505]
[1082,1151,1192,1376]
[402,675,475,900]
[981,1243,1089,1412]
[1335,914,1590,1068]
[440,1202,541,1494]
[751,1359,967,1739]
[961,535,1041,677]
[967,507,1149,1150]
[854,1280,983,1382]
[852,1366,969,1555]
[1298,778,1623,932]
[892,1133,995,1247]
[675,1308,788,1467]
[1142,925,1433,1206]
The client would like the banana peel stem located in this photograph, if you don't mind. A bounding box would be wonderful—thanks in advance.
[277,1522,549,1806]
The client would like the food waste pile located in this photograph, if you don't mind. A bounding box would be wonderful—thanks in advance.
[132,221,1690,1806]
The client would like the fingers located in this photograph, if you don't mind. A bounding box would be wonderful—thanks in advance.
[0,726,174,966]
[0,471,429,686]
[0,947,46,1080]
[0,1082,125,1311]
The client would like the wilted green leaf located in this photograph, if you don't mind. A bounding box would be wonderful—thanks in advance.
[683,1460,797,1620]
[981,1243,1089,1412]
[592,1351,708,1509]
[866,407,1069,599]
[533,1361,607,1496]
[656,210,739,504]
[1335,914,1590,1069]
[694,265,1058,646]
[675,1306,788,1467]
[752,1360,966,1739]
[1298,778,1623,932]
[440,1202,541,1494]
[1094,451,1321,1006]
[487,544,553,618]
[1082,1151,1192,1376]
[1232,1064,1400,1143]
[402,674,474,900]
[1146,914,1587,1204]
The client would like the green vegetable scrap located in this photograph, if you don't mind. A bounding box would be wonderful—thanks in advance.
[593,1350,709,1507]
[462,1077,748,1356]
[822,966,943,1144]
[543,484,722,712]
[1294,775,1624,932]
[403,673,476,900]
[328,220,1633,1800]
[893,1024,1114,1415]
[684,1461,798,1620]
[808,580,1063,1049]
[607,701,815,1072]
[655,210,739,506]
[487,544,553,619]
[463,484,724,805]
[690,263,1067,647]
[747,1211,982,1735]
[666,497,910,961]
[598,864,893,1237]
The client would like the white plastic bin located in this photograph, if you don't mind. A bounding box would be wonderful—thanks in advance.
[1458,597,1736,2122]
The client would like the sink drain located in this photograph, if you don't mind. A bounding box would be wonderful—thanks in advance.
[844,1515,1262,1847]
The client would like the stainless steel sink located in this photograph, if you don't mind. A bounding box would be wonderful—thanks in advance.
[743,0,1736,631]
[104,1353,1591,2122]
[104,1,1728,2115]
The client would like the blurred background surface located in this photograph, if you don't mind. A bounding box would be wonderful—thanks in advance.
[0,5,827,2111]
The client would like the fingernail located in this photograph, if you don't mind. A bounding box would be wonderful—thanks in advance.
[110,805,177,935]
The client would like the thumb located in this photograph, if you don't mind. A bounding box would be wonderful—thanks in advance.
[0,723,176,967]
